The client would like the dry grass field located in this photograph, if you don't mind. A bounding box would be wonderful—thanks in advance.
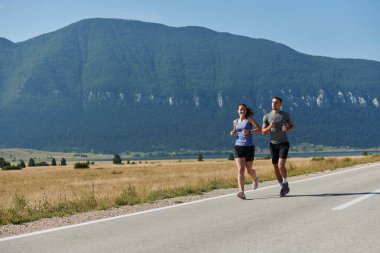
[0,159,243,208]
[1,154,380,225]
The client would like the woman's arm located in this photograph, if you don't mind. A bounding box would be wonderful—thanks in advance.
[249,117,261,134]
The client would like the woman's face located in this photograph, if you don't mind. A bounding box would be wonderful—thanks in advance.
[237,105,247,117]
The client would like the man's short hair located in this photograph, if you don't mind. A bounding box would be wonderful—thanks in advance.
[273,96,283,103]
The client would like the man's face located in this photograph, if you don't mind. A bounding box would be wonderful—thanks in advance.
[272,99,282,110]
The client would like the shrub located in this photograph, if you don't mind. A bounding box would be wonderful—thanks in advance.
[35,162,49,166]
[74,162,90,169]
[0,157,11,168]
[61,158,67,166]
[113,154,122,164]
[198,154,203,161]
[228,153,234,160]
[1,165,22,170]
[28,158,36,167]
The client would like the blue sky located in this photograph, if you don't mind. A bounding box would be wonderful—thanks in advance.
[1,0,379,61]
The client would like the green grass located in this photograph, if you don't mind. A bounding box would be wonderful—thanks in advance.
[286,156,369,177]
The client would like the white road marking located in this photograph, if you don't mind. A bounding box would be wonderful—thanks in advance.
[0,163,378,242]
[332,187,380,211]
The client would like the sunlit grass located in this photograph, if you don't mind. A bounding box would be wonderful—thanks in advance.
[0,154,379,225]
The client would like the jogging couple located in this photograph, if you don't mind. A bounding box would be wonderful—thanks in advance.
[230,96,294,200]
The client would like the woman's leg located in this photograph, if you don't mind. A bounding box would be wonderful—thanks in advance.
[245,161,256,179]
[235,157,246,192]
[246,161,259,189]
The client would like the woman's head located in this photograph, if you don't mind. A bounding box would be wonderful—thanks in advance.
[237,103,253,118]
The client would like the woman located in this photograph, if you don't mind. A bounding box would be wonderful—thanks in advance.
[230,103,261,199]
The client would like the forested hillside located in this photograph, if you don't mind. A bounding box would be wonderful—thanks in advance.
[0,18,379,153]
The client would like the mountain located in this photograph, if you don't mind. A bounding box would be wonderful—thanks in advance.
[0,18,379,153]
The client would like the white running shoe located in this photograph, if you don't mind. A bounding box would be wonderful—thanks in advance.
[237,191,246,200]
[253,176,259,190]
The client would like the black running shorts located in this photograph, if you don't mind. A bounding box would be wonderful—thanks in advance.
[270,141,290,164]
[234,145,255,162]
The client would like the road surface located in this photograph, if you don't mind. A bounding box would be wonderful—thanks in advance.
[1,163,379,253]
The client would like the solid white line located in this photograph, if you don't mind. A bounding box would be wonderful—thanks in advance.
[332,187,380,211]
[0,162,379,242]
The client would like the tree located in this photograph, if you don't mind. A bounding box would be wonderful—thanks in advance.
[113,154,122,164]
[51,158,57,166]
[61,158,67,166]
[228,153,235,160]
[198,154,203,161]
[28,158,36,167]
[18,160,26,168]
[0,157,10,168]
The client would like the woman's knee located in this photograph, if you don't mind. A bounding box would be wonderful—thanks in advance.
[246,167,254,174]
[238,167,245,174]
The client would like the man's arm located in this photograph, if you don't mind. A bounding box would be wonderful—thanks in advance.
[282,113,295,132]
[261,115,273,135]
[230,120,237,136]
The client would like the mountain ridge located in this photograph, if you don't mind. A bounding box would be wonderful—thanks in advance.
[0,18,379,153]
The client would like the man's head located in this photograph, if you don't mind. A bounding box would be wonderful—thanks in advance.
[272,96,282,111]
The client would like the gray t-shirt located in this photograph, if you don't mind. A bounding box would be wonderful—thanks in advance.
[263,111,293,144]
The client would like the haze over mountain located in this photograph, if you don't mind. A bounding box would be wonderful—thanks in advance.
[0,18,379,153]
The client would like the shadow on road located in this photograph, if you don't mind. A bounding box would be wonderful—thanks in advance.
[285,192,380,198]
[245,192,380,200]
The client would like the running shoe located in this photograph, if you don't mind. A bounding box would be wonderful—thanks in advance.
[282,182,290,196]
[237,191,246,200]
[252,176,259,190]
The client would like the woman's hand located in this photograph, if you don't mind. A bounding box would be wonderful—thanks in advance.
[243,129,250,135]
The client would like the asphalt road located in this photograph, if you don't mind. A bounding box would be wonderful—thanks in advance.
[1,163,379,253]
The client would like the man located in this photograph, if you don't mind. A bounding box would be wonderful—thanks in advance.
[262,96,294,197]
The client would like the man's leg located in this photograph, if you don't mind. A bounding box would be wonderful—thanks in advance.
[278,142,290,195]
[278,158,289,195]
[270,143,282,185]
[273,163,283,184]
[278,158,287,179]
